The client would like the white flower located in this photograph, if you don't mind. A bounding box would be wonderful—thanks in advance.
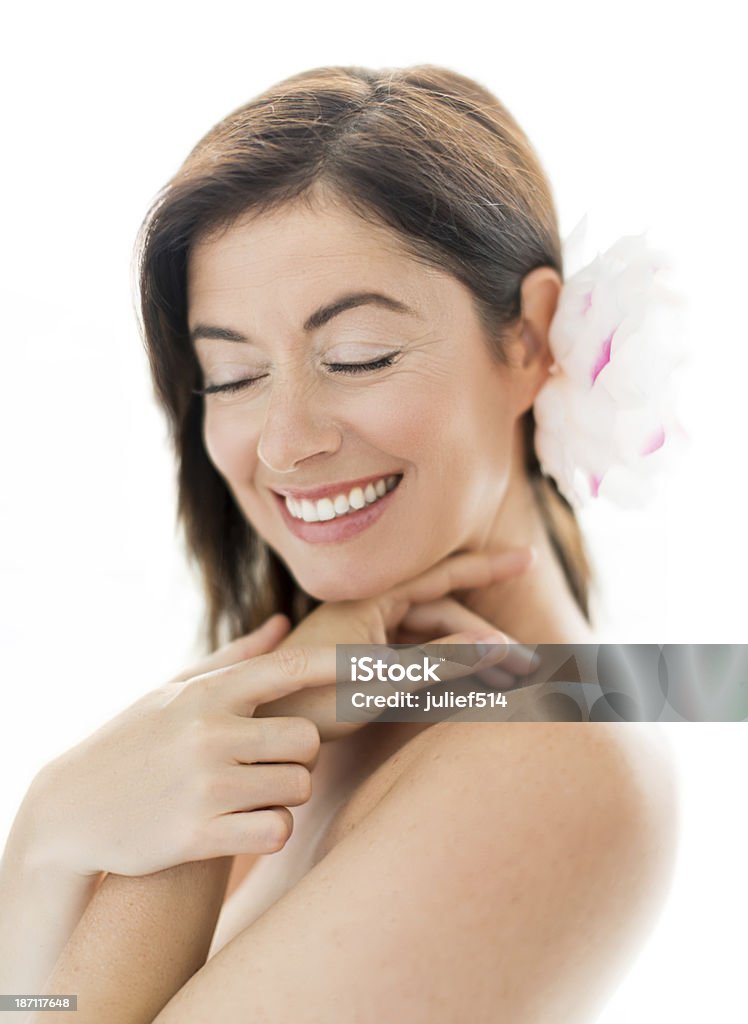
[533,219,691,509]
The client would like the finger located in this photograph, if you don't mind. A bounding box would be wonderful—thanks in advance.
[217,640,500,724]
[381,547,536,628]
[169,614,292,684]
[472,664,527,690]
[387,630,515,682]
[206,763,313,813]
[399,598,540,675]
[232,614,293,661]
[210,645,345,714]
[225,716,320,768]
[480,666,517,690]
[203,806,295,858]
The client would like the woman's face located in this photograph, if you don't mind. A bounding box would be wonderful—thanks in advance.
[187,195,530,601]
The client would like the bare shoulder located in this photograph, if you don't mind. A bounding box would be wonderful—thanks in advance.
[325,717,680,872]
[332,718,681,1020]
[402,718,680,866]
[409,717,679,812]
[378,719,681,1016]
[153,720,681,1022]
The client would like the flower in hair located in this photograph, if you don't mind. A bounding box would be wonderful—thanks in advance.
[533,216,690,509]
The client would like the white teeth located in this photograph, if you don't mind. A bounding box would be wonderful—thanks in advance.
[300,499,319,522]
[316,498,336,521]
[349,487,366,510]
[284,474,401,523]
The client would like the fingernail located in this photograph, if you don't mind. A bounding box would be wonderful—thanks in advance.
[491,548,534,570]
[475,634,507,658]
[519,645,542,670]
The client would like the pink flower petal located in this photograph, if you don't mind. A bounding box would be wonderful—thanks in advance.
[591,331,614,385]
[581,290,593,314]
[589,472,603,497]
[641,425,665,455]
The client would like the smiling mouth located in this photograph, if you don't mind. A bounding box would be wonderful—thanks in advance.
[281,473,403,523]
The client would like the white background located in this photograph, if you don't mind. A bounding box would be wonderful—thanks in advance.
[1,1,745,1019]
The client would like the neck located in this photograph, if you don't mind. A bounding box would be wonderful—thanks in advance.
[456,430,597,646]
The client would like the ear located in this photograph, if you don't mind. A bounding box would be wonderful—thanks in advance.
[504,266,562,413]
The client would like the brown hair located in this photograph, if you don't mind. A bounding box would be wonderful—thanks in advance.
[134,63,594,653]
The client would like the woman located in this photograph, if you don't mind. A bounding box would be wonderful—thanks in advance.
[1,64,679,1022]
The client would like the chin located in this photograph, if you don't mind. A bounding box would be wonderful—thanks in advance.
[293,564,402,604]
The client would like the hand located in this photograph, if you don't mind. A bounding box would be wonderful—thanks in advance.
[285,545,537,646]
[254,546,540,739]
[26,615,324,878]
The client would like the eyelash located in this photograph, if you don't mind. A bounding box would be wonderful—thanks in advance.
[193,352,401,397]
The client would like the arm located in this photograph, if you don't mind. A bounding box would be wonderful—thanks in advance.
[27,550,537,1022]
[3,612,287,1024]
[0,779,103,1014]
[148,722,679,1024]
[29,857,233,1024]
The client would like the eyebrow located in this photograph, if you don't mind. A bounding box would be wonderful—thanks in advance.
[188,290,421,346]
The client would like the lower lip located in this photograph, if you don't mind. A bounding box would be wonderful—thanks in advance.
[272,477,403,544]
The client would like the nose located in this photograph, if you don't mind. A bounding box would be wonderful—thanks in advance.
[256,381,343,473]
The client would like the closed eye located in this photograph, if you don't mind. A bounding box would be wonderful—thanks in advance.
[193,352,401,397]
[325,352,400,375]
[193,376,268,396]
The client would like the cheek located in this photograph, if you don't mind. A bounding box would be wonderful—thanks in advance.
[396,371,514,519]
[358,390,437,460]
[202,410,259,480]
[374,378,506,471]
[364,364,469,449]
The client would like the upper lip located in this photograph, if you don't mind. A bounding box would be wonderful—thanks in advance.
[269,472,402,502]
